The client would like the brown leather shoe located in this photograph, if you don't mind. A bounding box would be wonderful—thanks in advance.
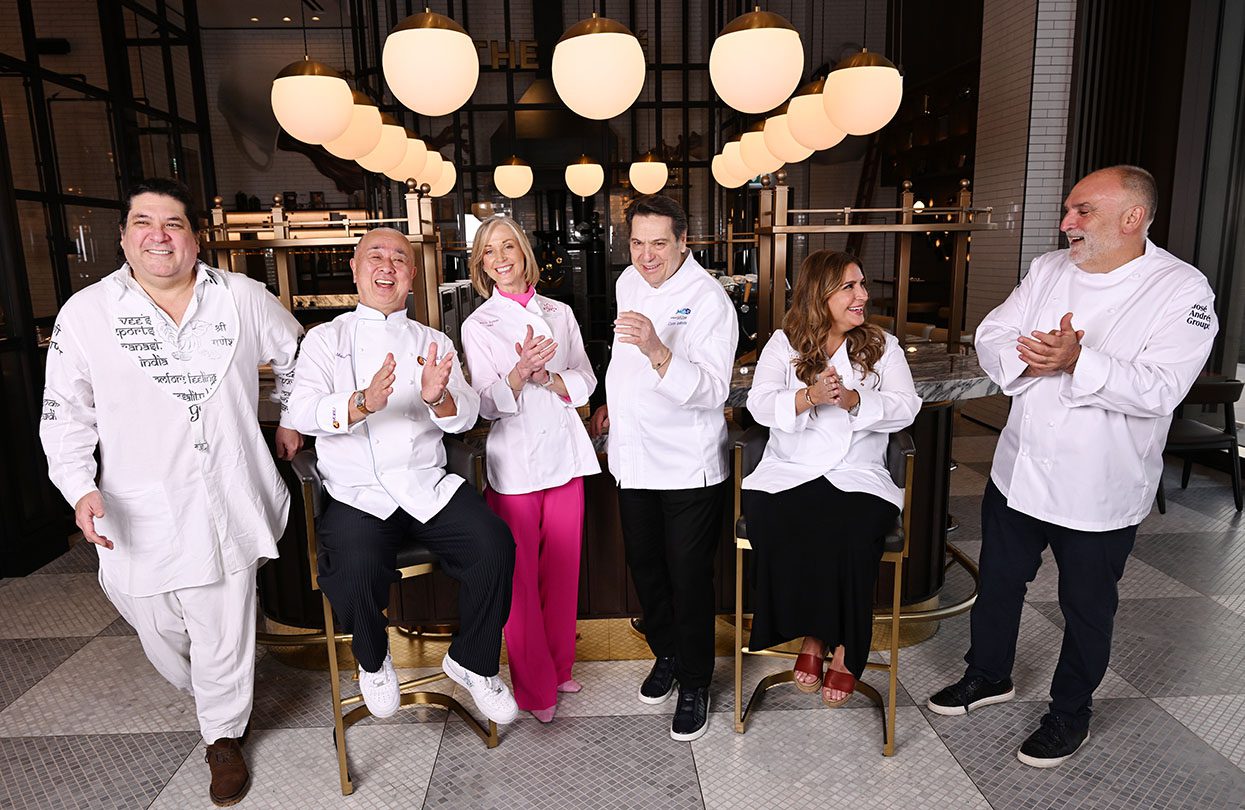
[205,738,250,807]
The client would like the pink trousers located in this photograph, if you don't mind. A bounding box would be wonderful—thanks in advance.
[486,477,584,711]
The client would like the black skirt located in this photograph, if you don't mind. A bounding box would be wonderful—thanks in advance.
[742,477,899,678]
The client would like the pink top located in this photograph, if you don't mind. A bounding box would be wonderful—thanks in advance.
[495,285,536,308]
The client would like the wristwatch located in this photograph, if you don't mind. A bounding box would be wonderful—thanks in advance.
[352,390,372,416]
[423,390,448,408]
[539,372,556,389]
[848,392,861,417]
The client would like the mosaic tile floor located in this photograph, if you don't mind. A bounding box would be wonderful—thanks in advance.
[3,417,1245,808]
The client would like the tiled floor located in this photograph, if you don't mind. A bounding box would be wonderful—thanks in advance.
[3,417,1245,808]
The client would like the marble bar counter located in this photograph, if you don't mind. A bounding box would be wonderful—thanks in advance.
[728,342,1001,407]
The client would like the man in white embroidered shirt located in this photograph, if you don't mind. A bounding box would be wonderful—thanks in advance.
[39,178,304,807]
[287,228,518,729]
[927,166,1219,768]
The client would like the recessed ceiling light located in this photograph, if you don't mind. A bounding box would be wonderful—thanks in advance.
[282,16,292,22]
[250,16,259,22]
[311,15,320,21]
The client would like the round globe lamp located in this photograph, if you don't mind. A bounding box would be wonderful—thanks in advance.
[382,137,429,183]
[356,115,409,173]
[553,14,646,120]
[323,91,383,159]
[271,59,353,144]
[823,51,903,135]
[763,105,814,163]
[565,156,605,197]
[740,126,784,175]
[415,149,443,186]
[712,154,747,188]
[721,140,752,182]
[709,9,803,114]
[429,161,457,197]
[629,154,668,194]
[787,79,846,151]
[382,10,478,116]
[494,157,533,198]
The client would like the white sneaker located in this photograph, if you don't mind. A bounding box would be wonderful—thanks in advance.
[358,654,401,719]
[441,653,518,725]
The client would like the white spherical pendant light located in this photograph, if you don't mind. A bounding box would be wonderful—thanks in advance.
[823,51,904,135]
[629,153,668,194]
[763,105,814,163]
[494,156,533,198]
[382,10,478,116]
[709,9,804,114]
[740,126,784,175]
[382,136,429,183]
[787,79,846,151]
[553,14,646,120]
[270,59,354,144]
[356,114,409,173]
[429,161,457,197]
[721,140,752,182]
[416,149,443,186]
[712,154,747,188]
[565,155,605,197]
[323,91,383,159]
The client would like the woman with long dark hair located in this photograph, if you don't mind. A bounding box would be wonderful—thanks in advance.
[742,250,920,707]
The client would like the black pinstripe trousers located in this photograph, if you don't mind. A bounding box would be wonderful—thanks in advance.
[315,483,515,675]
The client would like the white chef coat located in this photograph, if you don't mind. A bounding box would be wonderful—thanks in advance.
[286,304,480,521]
[460,291,600,495]
[604,255,740,489]
[742,329,920,509]
[40,263,303,597]
[978,240,1218,531]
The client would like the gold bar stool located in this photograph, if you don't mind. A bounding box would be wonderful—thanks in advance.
[290,436,499,797]
[732,427,915,756]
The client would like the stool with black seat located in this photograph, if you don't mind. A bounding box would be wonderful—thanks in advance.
[1156,378,1243,514]
[731,426,915,756]
[290,436,498,797]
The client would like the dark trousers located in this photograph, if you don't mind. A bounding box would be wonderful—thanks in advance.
[618,482,726,689]
[316,484,515,675]
[966,480,1136,732]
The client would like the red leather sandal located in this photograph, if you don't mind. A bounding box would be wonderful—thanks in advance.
[792,652,824,694]
[822,668,856,708]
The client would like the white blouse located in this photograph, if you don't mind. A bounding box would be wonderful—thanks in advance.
[461,291,600,495]
[742,329,921,509]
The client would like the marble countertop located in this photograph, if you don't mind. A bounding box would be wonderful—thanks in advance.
[728,342,1000,407]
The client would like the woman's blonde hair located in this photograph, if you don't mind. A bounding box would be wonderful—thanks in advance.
[468,215,541,297]
[783,250,886,384]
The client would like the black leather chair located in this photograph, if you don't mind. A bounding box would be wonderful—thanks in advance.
[732,426,916,756]
[290,436,498,796]
[1156,378,1243,513]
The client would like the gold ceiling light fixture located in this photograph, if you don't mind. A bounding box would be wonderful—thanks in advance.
[553,12,646,120]
[494,156,534,198]
[565,155,605,197]
[762,102,815,163]
[383,8,479,117]
[628,151,668,194]
[786,78,846,151]
[356,114,410,173]
[709,6,804,114]
[823,49,903,135]
[740,121,784,175]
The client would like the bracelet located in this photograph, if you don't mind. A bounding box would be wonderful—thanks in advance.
[652,348,672,371]
[423,390,448,408]
[803,387,816,408]
[539,372,557,389]
[848,391,861,416]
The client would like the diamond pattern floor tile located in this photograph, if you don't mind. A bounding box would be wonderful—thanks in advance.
[0,638,88,712]
[1032,597,1245,698]
[693,705,989,809]
[950,464,990,497]
[96,616,137,637]
[0,637,198,736]
[425,713,703,809]
[1158,695,1245,770]
[149,725,443,809]
[895,605,1140,708]
[0,574,117,639]
[1018,548,1202,603]
[32,542,98,575]
[951,435,1000,463]
[925,698,1245,809]
[1164,485,1245,526]
[0,732,198,810]
[1138,498,1234,535]
[1131,533,1245,595]
[1211,594,1245,618]
[953,416,999,438]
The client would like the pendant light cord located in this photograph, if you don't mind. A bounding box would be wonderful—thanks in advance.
[338,0,348,76]
[299,0,309,58]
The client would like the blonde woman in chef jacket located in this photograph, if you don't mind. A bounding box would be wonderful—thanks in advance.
[461,216,600,724]
[743,250,920,708]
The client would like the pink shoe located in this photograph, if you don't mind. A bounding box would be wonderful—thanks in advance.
[530,706,556,723]
[557,679,583,694]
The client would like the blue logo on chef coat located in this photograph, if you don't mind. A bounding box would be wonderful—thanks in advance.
[677,307,691,315]
[668,307,692,327]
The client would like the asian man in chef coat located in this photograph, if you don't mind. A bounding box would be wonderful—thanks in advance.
[927,166,1218,768]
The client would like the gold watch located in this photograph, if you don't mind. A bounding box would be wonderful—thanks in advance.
[352,390,372,415]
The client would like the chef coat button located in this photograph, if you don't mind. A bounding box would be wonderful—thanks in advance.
[1021,450,1029,457]
[1108,307,1116,313]
[1024,414,1031,421]
[1048,421,1054,427]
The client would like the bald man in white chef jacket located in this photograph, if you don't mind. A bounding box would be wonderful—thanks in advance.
[40,178,304,807]
[927,166,1219,769]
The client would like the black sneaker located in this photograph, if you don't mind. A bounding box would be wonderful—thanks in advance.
[1017,713,1089,768]
[638,656,677,705]
[926,674,1016,716]
[670,686,710,741]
